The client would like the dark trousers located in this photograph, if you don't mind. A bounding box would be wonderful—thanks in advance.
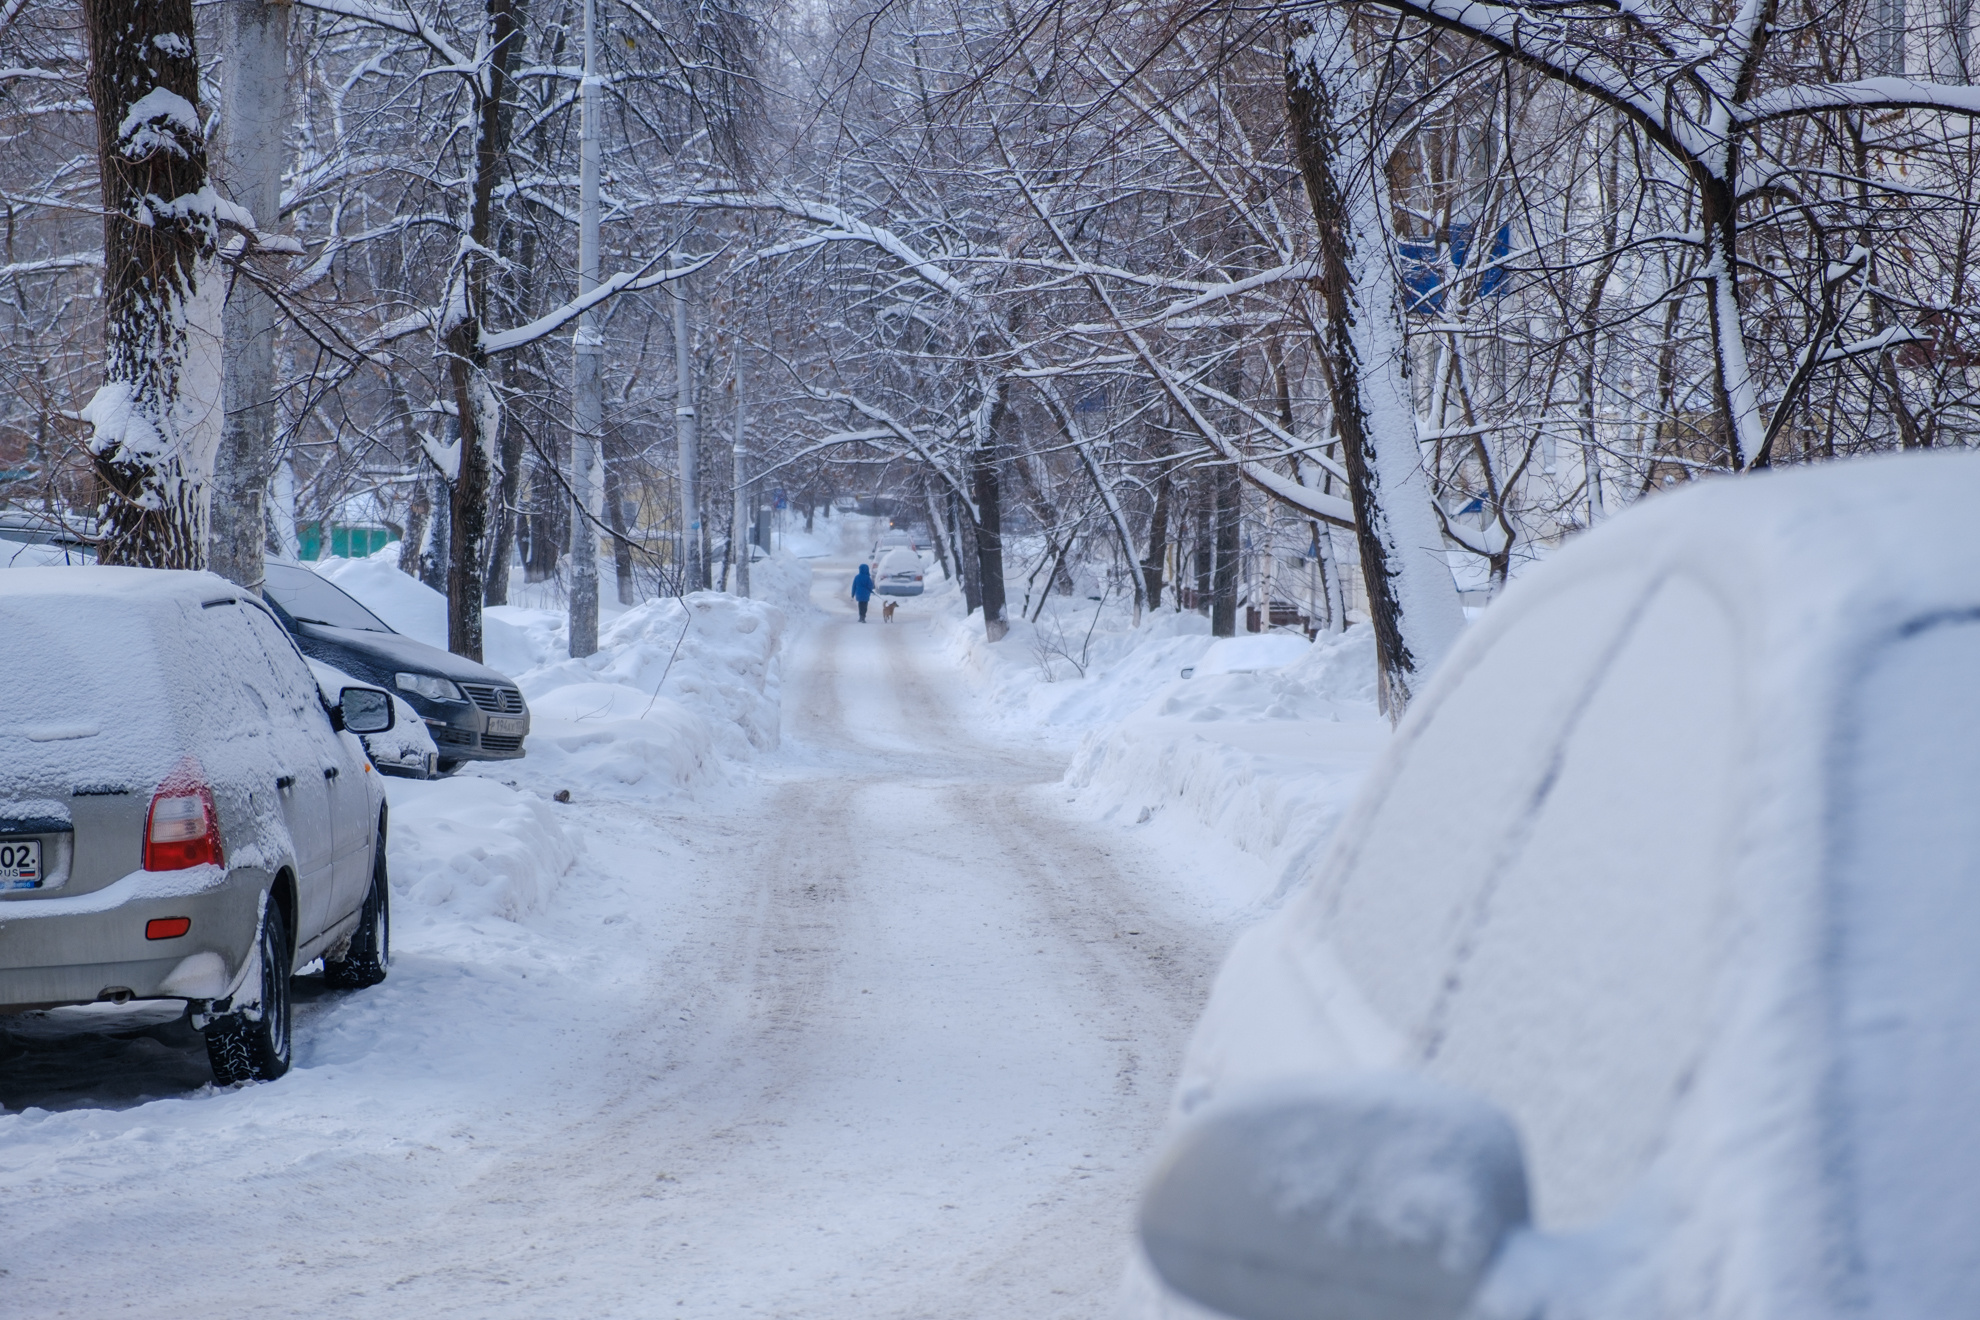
[857,598,869,621]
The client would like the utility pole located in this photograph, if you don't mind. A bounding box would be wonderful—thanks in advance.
[732,347,749,598]
[672,256,702,590]
[566,0,602,657]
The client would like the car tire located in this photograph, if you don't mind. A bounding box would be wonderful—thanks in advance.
[324,836,390,991]
[204,899,293,1085]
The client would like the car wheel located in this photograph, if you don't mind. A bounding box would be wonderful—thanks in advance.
[436,758,460,776]
[324,836,390,990]
[204,898,293,1085]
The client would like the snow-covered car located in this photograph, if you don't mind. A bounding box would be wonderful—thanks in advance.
[870,526,921,560]
[0,568,397,1084]
[1137,452,1980,1320]
[260,561,529,772]
[874,546,924,596]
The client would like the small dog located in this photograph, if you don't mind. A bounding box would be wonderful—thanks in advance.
[882,600,898,622]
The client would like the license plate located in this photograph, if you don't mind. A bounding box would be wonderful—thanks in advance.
[486,716,525,736]
[0,838,41,889]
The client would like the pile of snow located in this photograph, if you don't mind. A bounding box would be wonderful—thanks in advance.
[1065,628,1388,908]
[310,547,559,678]
[518,591,786,769]
[306,555,799,911]
[743,548,815,618]
[381,775,575,921]
[936,581,1390,911]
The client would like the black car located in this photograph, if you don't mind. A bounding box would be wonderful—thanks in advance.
[260,562,530,772]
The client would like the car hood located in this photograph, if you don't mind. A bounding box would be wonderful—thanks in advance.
[291,622,515,686]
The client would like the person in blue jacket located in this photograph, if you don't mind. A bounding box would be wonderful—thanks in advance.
[851,563,875,622]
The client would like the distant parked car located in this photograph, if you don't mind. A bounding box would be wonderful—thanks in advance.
[874,546,924,596]
[1137,453,1980,1320]
[0,567,397,1083]
[870,526,921,560]
[260,562,528,772]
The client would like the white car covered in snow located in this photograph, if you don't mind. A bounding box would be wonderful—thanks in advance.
[1137,452,1980,1320]
[0,568,398,1085]
[874,546,925,596]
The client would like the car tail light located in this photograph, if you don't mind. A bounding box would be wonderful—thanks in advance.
[146,917,191,940]
[144,762,224,872]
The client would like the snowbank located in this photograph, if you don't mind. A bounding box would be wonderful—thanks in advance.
[742,548,815,619]
[518,591,787,764]
[381,775,575,921]
[937,583,1391,911]
[310,547,557,678]
[1065,629,1388,907]
[309,556,801,919]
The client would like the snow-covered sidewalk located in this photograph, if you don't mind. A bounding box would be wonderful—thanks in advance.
[0,551,1315,1319]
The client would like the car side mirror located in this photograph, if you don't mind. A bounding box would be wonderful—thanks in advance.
[338,686,395,735]
[1139,1075,1530,1320]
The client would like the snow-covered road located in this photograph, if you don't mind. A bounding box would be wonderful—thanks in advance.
[1,563,1238,1318]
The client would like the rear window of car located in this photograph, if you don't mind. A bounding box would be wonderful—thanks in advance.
[0,595,172,738]
[262,563,392,633]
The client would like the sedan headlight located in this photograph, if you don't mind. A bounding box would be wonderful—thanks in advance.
[395,672,463,702]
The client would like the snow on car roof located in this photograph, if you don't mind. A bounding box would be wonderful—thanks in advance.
[0,567,323,816]
[0,564,250,605]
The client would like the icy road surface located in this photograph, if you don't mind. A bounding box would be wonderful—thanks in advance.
[0,566,1238,1319]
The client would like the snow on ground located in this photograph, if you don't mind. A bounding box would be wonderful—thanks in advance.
[933,576,1392,917]
[0,540,1310,1320]
[0,522,1397,1319]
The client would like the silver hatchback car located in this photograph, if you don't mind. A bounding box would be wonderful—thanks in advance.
[0,567,397,1083]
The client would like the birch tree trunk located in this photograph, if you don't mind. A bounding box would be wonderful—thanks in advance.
[208,0,289,592]
[82,0,225,569]
[671,262,703,592]
[568,0,602,656]
[1287,11,1464,715]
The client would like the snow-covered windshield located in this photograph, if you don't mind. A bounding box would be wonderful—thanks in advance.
[262,563,392,632]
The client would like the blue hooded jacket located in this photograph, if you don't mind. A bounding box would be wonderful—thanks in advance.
[851,564,875,602]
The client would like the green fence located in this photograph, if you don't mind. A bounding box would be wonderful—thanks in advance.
[298,522,399,561]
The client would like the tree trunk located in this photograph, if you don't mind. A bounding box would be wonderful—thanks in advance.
[921,481,953,585]
[730,348,749,599]
[1142,465,1170,609]
[1211,461,1240,637]
[209,0,289,592]
[441,0,522,661]
[420,467,450,591]
[973,383,1011,641]
[81,0,223,568]
[483,0,533,607]
[1287,13,1463,715]
[606,432,635,603]
[952,489,982,615]
[400,477,429,576]
[671,262,704,591]
[524,433,564,581]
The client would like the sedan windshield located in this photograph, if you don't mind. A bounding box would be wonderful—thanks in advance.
[262,563,392,633]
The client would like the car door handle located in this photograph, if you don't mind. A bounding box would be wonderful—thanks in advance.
[276,775,295,790]
[323,767,339,781]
